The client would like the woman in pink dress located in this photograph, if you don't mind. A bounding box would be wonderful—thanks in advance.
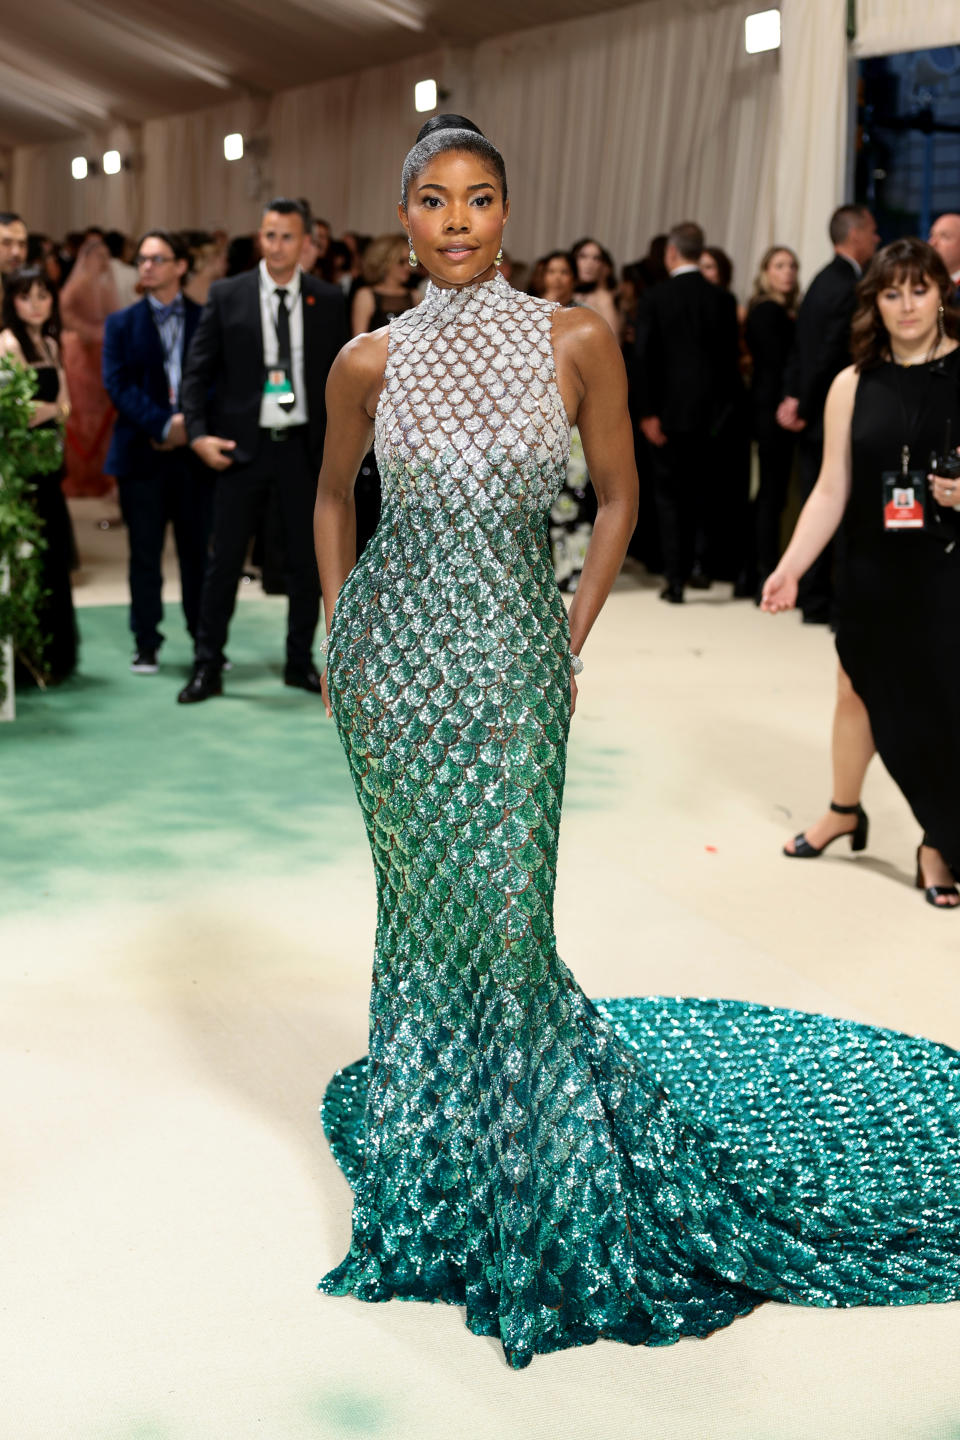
[59,233,121,498]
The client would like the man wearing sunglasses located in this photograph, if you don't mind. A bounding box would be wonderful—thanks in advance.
[102,229,212,674]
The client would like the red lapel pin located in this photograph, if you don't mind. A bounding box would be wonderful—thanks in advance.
[306,295,316,306]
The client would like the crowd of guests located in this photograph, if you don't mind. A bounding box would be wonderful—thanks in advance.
[3,194,960,905]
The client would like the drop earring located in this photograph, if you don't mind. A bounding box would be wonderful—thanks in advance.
[495,247,503,268]
[939,303,946,343]
[408,242,419,269]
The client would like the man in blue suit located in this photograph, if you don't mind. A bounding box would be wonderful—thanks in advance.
[103,229,212,673]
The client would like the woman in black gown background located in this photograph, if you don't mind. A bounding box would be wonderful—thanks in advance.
[763,239,960,904]
[745,246,800,595]
[349,235,417,556]
[0,266,78,685]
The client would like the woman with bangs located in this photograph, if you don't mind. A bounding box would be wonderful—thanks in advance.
[764,238,960,907]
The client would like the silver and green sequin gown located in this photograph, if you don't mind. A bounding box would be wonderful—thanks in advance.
[319,272,960,1369]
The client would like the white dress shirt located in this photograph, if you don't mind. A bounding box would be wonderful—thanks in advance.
[258,258,308,428]
[669,264,701,278]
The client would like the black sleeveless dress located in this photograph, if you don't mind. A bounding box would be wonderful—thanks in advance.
[836,350,960,870]
[26,365,78,684]
[354,291,415,556]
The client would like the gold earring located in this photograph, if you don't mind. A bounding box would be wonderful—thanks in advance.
[495,248,503,268]
[408,242,418,268]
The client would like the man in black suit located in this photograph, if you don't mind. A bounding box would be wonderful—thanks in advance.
[633,220,741,602]
[179,198,347,703]
[929,213,960,307]
[103,229,210,673]
[778,204,879,623]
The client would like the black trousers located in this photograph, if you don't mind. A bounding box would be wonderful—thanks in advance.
[795,429,833,620]
[195,427,320,671]
[118,450,213,654]
[754,426,795,582]
[650,429,712,589]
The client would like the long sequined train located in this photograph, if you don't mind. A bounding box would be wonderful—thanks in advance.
[319,272,960,1369]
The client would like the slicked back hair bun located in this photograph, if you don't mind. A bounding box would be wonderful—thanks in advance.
[401,114,508,208]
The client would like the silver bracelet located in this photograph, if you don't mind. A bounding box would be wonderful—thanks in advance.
[569,652,583,675]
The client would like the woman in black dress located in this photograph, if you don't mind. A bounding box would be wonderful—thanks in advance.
[763,239,960,906]
[350,235,418,555]
[0,265,77,684]
[745,246,800,593]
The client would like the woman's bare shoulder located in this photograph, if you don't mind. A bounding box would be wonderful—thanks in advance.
[335,327,389,380]
[0,330,26,363]
[552,304,622,372]
[552,303,615,345]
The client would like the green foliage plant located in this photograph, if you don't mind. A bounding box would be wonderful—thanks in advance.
[0,356,62,700]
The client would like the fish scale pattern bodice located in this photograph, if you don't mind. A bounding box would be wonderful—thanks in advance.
[319,273,960,1370]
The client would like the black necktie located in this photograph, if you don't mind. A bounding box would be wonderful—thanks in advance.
[274,288,295,411]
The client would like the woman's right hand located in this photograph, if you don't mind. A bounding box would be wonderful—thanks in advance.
[760,568,798,613]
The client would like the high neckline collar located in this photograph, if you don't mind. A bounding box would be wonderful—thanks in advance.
[420,269,512,317]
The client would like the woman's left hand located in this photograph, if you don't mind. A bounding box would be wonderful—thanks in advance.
[930,465,960,509]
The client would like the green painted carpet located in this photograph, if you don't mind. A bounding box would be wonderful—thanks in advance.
[1,603,361,915]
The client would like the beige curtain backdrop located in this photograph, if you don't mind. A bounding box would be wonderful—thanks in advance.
[451,0,779,286]
[11,122,142,238]
[140,97,270,234]
[853,0,960,57]
[774,0,849,285]
[12,0,787,294]
[269,50,446,238]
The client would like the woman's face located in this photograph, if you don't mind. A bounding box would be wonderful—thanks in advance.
[699,253,720,285]
[14,281,52,329]
[765,249,797,296]
[876,271,942,351]
[401,149,508,291]
[543,257,575,304]
[575,242,603,284]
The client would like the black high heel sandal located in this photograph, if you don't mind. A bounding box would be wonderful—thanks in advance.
[784,800,869,859]
[915,837,960,909]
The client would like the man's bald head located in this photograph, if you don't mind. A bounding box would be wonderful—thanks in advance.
[930,213,960,279]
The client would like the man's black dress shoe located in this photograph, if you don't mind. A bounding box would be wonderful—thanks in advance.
[177,663,223,704]
[284,666,323,694]
[687,567,711,590]
[659,583,684,604]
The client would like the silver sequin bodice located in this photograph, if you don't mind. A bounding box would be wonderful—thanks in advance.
[374,272,570,548]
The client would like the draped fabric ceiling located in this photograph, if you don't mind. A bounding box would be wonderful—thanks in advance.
[2,0,958,288]
[0,0,663,146]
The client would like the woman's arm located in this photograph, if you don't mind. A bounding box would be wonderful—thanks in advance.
[350,286,376,339]
[761,365,858,612]
[0,332,61,427]
[553,306,639,694]
[588,287,621,339]
[52,339,72,421]
[313,330,388,714]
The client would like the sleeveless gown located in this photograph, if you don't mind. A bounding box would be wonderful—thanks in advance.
[319,272,960,1370]
[836,350,960,871]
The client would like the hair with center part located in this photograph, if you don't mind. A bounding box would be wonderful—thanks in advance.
[749,245,800,313]
[850,237,959,371]
[1,264,60,362]
[400,114,508,209]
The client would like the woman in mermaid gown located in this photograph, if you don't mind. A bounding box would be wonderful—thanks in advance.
[313,116,960,1370]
